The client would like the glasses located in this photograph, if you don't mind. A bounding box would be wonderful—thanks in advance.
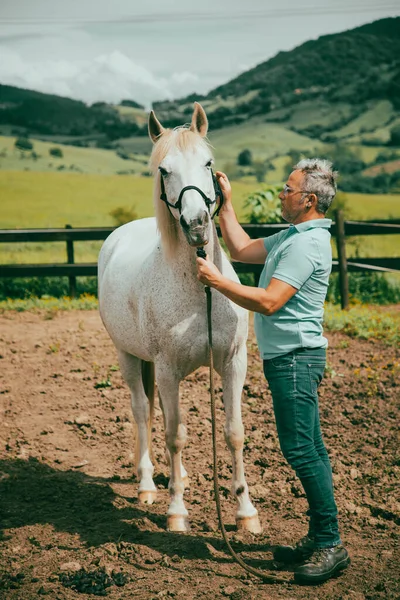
[282,184,314,197]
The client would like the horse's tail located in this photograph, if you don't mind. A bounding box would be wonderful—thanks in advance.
[137,360,155,471]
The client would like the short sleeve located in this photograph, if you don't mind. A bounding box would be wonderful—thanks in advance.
[272,235,321,290]
[263,230,287,254]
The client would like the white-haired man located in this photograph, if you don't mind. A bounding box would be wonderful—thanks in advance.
[196,159,350,584]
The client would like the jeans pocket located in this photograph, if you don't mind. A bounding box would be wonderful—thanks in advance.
[307,363,325,395]
[267,353,295,370]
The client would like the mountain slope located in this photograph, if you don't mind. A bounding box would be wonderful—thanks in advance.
[0,84,146,138]
[154,17,400,134]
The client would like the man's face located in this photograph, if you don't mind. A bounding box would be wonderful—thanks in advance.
[279,170,309,224]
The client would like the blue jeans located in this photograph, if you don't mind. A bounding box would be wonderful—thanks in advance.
[263,347,341,548]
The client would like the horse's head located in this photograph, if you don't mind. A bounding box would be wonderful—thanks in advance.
[149,103,216,253]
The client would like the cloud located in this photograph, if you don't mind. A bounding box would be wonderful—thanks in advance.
[0,47,199,107]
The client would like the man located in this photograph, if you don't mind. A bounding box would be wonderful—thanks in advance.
[196,158,350,584]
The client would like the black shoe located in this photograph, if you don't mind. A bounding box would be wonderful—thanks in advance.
[294,545,350,584]
[273,535,315,564]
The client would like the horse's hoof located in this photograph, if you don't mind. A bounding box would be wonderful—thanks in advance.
[236,514,262,534]
[167,514,190,532]
[183,476,190,489]
[138,490,157,505]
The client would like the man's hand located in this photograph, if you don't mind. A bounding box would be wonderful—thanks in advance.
[196,255,224,288]
[215,171,232,208]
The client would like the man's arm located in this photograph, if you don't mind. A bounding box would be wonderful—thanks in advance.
[196,256,297,315]
[217,172,268,264]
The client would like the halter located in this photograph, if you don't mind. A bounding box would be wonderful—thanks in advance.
[159,168,223,220]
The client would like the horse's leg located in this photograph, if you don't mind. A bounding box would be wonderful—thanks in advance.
[220,347,262,533]
[156,365,189,532]
[118,350,157,504]
[165,448,190,489]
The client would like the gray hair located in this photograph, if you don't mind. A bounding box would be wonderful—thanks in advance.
[293,158,338,214]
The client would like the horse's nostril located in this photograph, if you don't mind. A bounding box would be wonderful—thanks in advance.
[180,214,208,230]
[180,215,190,230]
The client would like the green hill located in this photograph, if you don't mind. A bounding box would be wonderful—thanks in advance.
[0,16,400,191]
[154,17,400,137]
[0,84,147,139]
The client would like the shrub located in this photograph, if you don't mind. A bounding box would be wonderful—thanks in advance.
[252,160,268,183]
[243,185,282,223]
[388,124,400,147]
[0,276,98,300]
[109,205,138,226]
[237,149,253,166]
[327,272,400,305]
[49,147,63,158]
[116,150,131,161]
[15,137,33,151]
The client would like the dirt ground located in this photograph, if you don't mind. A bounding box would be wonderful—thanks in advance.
[0,310,399,600]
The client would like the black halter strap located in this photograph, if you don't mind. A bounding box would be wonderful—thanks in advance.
[160,169,223,220]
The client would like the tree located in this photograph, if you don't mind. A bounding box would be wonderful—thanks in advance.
[15,137,33,151]
[389,125,400,147]
[49,147,63,158]
[252,160,268,183]
[283,150,302,178]
[120,99,144,109]
[237,149,253,166]
[243,186,282,223]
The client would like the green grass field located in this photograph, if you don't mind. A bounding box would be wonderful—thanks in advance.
[0,171,399,265]
[0,171,259,264]
[330,100,395,140]
[0,135,149,176]
[209,117,323,164]
[286,100,356,131]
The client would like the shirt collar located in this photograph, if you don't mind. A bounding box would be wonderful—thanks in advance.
[290,218,332,233]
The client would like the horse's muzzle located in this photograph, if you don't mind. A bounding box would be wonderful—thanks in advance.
[180,215,209,247]
[184,227,209,248]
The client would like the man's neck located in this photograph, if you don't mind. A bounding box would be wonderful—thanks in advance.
[292,211,325,225]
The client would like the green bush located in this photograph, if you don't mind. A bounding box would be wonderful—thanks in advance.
[252,160,268,183]
[15,137,33,151]
[109,205,138,226]
[327,272,400,305]
[0,276,98,301]
[388,124,400,146]
[237,149,253,166]
[243,185,282,223]
[49,147,63,158]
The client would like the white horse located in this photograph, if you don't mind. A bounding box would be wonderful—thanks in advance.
[98,103,261,534]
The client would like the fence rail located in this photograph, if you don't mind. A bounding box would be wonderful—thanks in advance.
[1,211,399,309]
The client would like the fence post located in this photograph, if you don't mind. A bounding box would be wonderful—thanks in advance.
[65,224,76,298]
[335,210,349,310]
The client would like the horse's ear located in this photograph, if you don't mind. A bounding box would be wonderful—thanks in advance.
[190,102,208,137]
[148,110,165,143]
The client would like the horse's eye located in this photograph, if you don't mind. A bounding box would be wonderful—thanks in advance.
[205,160,213,168]
[159,166,169,177]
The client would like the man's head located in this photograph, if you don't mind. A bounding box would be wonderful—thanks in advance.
[279,158,337,224]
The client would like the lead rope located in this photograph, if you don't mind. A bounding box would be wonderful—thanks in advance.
[202,280,291,584]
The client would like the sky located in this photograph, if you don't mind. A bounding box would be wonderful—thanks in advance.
[0,0,399,108]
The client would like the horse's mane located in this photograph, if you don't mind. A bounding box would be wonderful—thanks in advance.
[150,127,212,260]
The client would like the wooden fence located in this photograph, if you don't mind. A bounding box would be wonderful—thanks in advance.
[0,210,399,309]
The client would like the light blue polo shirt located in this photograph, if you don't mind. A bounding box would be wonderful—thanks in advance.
[254,218,332,360]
